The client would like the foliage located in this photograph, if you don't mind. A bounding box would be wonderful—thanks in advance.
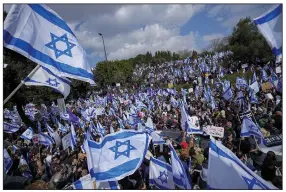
[228,17,275,65]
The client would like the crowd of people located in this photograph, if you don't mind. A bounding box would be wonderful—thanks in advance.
[3,54,283,190]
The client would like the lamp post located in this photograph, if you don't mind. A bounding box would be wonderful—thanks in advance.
[98,33,108,62]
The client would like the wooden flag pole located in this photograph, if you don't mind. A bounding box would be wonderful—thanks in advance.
[4,64,41,105]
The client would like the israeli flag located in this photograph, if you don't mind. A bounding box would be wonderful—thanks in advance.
[46,123,55,135]
[145,117,155,133]
[84,130,150,182]
[58,122,67,133]
[97,122,106,137]
[150,131,165,145]
[236,77,248,89]
[70,123,77,150]
[4,148,13,174]
[170,144,192,189]
[73,174,120,189]
[241,116,264,139]
[4,4,95,84]
[24,66,71,98]
[4,122,20,133]
[249,72,259,94]
[254,5,282,62]
[18,155,32,178]
[261,69,269,82]
[20,127,34,140]
[208,136,277,189]
[181,104,203,135]
[250,90,259,104]
[222,86,233,101]
[37,132,54,146]
[149,157,175,189]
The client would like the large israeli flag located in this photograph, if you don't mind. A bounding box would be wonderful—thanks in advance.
[170,144,192,189]
[24,66,71,98]
[149,157,175,189]
[253,5,282,62]
[4,4,95,84]
[73,174,120,189]
[4,148,13,174]
[35,132,54,146]
[208,136,277,189]
[84,130,150,182]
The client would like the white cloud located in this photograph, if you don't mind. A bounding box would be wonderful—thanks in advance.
[202,33,224,42]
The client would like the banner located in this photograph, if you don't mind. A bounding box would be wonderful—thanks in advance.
[264,134,282,147]
[203,125,224,138]
[57,98,67,114]
[62,133,72,150]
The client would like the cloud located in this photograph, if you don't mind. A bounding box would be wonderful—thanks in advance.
[207,4,277,28]
[202,33,224,41]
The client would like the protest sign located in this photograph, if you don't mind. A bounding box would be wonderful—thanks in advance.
[241,64,248,69]
[57,98,66,114]
[261,82,272,91]
[265,93,274,100]
[95,108,104,116]
[203,125,224,138]
[62,133,72,150]
[189,116,200,128]
[263,134,282,147]
[275,66,281,74]
[168,83,173,88]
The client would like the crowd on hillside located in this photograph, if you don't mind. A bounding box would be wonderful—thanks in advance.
[4,55,283,189]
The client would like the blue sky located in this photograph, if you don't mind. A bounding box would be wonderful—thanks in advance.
[4,4,277,67]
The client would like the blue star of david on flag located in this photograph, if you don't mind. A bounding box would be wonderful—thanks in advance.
[157,171,168,184]
[242,176,268,189]
[46,78,60,87]
[45,33,76,58]
[109,140,136,160]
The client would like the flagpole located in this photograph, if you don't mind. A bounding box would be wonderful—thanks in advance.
[4,65,41,105]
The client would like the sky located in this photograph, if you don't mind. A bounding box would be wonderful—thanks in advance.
[4,4,277,67]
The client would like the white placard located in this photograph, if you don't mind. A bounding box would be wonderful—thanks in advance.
[189,116,200,129]
[116,83,120,87]
[188,88,194,93]
[241,64,248,69]
[265,93,274,100]
[57,98,66,114]
[62,133,72,150]
[198,77,202,86]
[203,125,224,138]
[95,108,104,116]
[276,66,281,74]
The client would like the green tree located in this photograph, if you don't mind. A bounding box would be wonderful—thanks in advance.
[228,17,274,65]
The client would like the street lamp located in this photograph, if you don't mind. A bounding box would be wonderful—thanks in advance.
[98,33,108,62]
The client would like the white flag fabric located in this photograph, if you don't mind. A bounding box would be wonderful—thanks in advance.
[149,157,175,189]
[4,4,95,84]
[170,144,192,189]
[208,136,277,189]
[253,5,282,62]
[73,174,120,189]
[84,130,150,182]
[4,122,20,133]
[240,116,264,139]
[70,123,77,150]
[4,148,13,174]
[24,66,71,98]
[20,127,34,140]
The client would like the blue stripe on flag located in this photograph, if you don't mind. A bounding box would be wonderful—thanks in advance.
[149,179,172,190]
[151,157,172,172]
[28,4,76,37]
[272,46,282,56]
[90,158,141,180]
[254,4,282,25]
[87,131,142,149]
[4,29,94,81]
[74,179,83,189]
[108,181,118,189]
